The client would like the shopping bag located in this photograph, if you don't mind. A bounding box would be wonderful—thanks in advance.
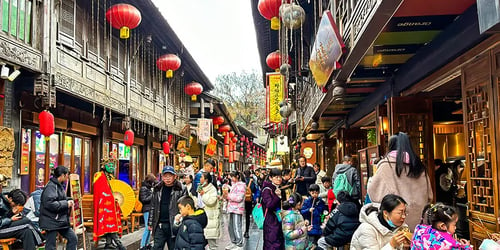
[252,203,267,229]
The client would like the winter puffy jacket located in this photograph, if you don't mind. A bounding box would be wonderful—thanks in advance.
[350,204,407,250]
[300,197,326,236]
[226,181,246,215]
[148,180,187,237]
[323,201,360,247]
[173,209,208,250]
[200,183,220,239]
[139,181,154,213]
[39,178,72,230]
[282,210,310,250]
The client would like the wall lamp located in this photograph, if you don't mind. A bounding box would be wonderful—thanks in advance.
[7,67,21,81]
[0,64,21,81]
[0,64,9,79]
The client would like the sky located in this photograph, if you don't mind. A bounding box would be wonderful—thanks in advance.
[151,0,262,84]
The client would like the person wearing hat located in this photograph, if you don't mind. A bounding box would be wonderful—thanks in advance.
[193,158,218,191]
[179,155,195,178]
[148,166,187,250]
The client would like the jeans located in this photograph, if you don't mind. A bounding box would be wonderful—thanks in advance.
[140,212,151,247]
[228,213,243,246]
[152,223,174,250]
[45,228,78,250]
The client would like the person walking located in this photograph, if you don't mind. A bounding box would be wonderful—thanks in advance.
[148,166,187,250]
[313,163,326,186]
[199,172,220,250]
[262,168,285,250]
[224,171,246,250]
[332,155,361,202]
[39,166,78,250]
[194,158,218,191]
[294,156,316,197]
[139,174,156,249]
[367,132,433,231]
[243,170,257,238]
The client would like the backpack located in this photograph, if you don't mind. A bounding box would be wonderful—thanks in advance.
[333,172,353,197]
[245,179,253,202]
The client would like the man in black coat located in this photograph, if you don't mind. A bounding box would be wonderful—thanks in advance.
[295,155,317,196]
[40,166,78,250]
[148,166,187,250]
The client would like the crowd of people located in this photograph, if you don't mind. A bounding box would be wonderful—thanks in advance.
[0,131,495,249]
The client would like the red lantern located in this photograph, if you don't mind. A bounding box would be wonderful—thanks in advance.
[266,50,291,71]
[162,141,170,154]
[39,110,55,137]
[224,133,230,145]
[218,124,231,134]
[212,116,225,129]
[224,145,230,158]
[229,151,234,163]
[229,131,235,138]
[184,82,203,101]
[156,54,181,78]
[168,134,173,143]
[258,0,285,30]
[124,129,134,146]
[105,4,142,39]
[232,137,238,143]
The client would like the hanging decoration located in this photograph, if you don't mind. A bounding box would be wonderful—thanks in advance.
[162,141,170,154]
[258,0,285,30]
[184,82,203,101]
[105,4,142,39]
[218,124,231,135]
[229,131,235,138]
[266,50,291,71]
[280,3,306,30]
[156,54,181,78]
[39,110,55,138]
[124,129,134,146]
[212,116,225,129]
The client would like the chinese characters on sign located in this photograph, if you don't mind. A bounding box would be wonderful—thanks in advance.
[266,73,285,123]
[205,137,217,156]
[309,10,346,88]
[197,118,212,145]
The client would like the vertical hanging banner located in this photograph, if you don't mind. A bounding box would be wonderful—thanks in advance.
[205,137,217,156]
[197,118,212,145]
[266,73,285,123]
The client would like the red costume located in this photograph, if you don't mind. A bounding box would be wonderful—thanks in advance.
[93,171,122,242]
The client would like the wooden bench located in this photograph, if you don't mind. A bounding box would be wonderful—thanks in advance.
[0,238,16,250]
[81,194,94,232]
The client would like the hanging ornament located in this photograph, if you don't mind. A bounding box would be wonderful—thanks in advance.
[232,137,238,143]
[280,3,306,29]
[218,124,231,135]
[124,129,134,146]
[156,54,181,78]
[224,145,230,158]
[266,50,291,71]
[229,131,235,138]
[184,82,203,101]
[39,110,55,137]
[257,0,285,30]
[162,141,170,154]
[212,116,225,129]
[105,4,142,39]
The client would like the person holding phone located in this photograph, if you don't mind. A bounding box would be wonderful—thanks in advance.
[40,166,78,250]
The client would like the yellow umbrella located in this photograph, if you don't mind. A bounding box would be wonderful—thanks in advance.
[109,179,135,217]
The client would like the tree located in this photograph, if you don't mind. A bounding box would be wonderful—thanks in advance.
[213,70,265,134]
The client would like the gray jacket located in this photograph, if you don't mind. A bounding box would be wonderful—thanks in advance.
[332,163,361,199]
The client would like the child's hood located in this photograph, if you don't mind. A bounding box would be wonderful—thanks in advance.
[185,209,208,228]
[337,201,359,218]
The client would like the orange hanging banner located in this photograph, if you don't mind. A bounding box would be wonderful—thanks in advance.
[205,137,217,156]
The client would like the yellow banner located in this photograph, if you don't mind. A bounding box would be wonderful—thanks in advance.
[268,73,284,123]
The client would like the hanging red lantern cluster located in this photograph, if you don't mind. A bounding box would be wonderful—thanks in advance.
[266,50,291,71]
[105,4,142,39]
[218,124,231,135]
[212,116,225,129]
[258,0,287,30]
[157,54,181,78]
[124,129,134,146]
[184,82,203,101]
[39,110,55,137]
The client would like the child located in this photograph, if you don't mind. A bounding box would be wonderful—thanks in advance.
[282,193,312,250]
[280,169,294,202]
[319,177,332,205]
[316,191,360,250]
[411,203,472,249]
[300,184,326,246]
[173,196,208,250]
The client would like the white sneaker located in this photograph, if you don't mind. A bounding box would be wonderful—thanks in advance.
[225,243,236,250]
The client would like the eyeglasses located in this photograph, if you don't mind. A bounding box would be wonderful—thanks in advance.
[393,210,409,217]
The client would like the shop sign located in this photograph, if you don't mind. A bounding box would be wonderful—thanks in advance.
[197,118,212,145]
[205,137,217,156]
[309,10,346,88]
[177,140,187,150]
[266,73,285,123]
[20,129,30,175]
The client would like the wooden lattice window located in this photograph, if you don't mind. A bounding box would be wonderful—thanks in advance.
[465,83,494,214]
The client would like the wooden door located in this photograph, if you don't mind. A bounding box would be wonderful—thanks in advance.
[389,96,434,193]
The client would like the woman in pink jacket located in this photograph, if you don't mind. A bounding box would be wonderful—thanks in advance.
[223,171,246,249]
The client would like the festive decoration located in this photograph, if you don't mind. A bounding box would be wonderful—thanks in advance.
[212,116,225,129]
[266,51,291,71]
[156,54,181,78]
[39,110,55,137]
[184,82,203,101]
[229,131,235,138]
[258,0,285,30]
[218,124,231,134]
[124,129,134,146]
[105,4,142,39]
[224,133,230,145]
[232,137,238,143]
[224,145,230,158]
[280,3,306,29]
[162,141,170,154]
